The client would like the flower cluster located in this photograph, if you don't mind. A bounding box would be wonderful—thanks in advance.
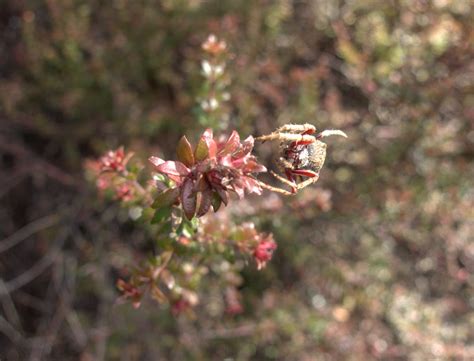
[149,128,266,219]
[200,216,277,270]
[202,34,227,55]
[85,127,279,314]
[99,146,133,173]
[253,235,278,270]
[84,147,147,204]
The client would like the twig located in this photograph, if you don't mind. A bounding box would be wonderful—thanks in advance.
[0,313,26,346]
[0,280,23,334]
[0,227,69,295]
[0,134,78,187]
[0,214,59,253]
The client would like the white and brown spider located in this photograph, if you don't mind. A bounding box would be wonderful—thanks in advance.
[255,123,347,195]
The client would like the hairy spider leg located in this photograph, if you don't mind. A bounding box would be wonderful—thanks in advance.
[270,170,298,193]
[256,132,315,143]
[288,129,316,149]
[275,123,316,134]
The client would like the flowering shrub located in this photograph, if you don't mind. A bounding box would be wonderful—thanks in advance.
[86,126,276,312]
[3,2,473,359]
[84,34,349,314]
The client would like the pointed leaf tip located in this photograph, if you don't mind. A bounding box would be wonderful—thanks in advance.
[195,129,217,161]
[177,136,195,167]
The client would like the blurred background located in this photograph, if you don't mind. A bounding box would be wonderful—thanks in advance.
[1,0,473,360]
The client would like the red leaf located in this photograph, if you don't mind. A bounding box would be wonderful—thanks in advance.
[233,135,254,158]
[242,158,267,173]
[177,136,195,167]
[219,155,233,167]
[197,188,212,217]
[242,176,262,195]
[154,161,190,183]
[149,156,165,168]
[219,130,240,156]
[232,180,245,199]
[181,178,197,220]
[215,187,229,206]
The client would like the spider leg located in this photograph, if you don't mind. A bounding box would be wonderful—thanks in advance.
[256,180,294,196]
[270,170,298,193]
[285,169,295,183]
[275,123,316,134]
[294,173,320,191]
[255,132,315,144]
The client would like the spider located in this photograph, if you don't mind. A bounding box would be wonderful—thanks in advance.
[255,123,347,195]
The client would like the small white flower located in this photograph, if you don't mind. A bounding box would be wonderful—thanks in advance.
[129,207,143,220]
[200,100,210,110]
[209,97,219,110]
[201,60,212,77]
[214,64,225,76]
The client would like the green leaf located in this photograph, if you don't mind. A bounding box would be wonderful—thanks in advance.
[182,220,194,238]
[190,217,199,230]
[194,137,209,161]
[177,136,195,167]
[156,237,173,250]
[158,220,172,236]
[194,128,217,161]
[151,207,171,224]
[211,191,222,212]
[152,188,180,209]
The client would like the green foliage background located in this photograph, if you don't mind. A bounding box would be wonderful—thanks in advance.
[1,0,473,360]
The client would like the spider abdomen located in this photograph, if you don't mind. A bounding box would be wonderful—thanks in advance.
[305,141,327,172]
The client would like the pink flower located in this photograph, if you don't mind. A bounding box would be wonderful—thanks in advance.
[149,129,266,219]
[116,279,143,309]
[202,34,227,55]
[253,236,277,270]
[99,147,133,173]
[115,183,134,201]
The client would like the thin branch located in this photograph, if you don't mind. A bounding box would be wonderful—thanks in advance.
[0,280,23,333]
[0,313,26,346]
[0,227,69,295]
[0,214,59,253]
[0,134,78,187]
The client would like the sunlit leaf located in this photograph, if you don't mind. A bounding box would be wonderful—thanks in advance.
[177,136,195,167]
[219,130,240,156]
[233,135,254,158]
[195,128,217,161]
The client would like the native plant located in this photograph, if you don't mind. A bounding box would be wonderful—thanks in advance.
[86,35,345,314]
